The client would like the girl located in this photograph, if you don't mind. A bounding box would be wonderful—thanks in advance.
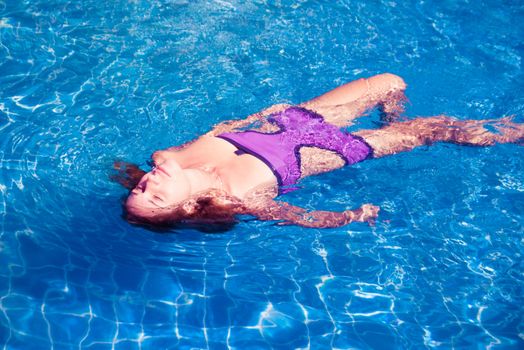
[114,73,523,229]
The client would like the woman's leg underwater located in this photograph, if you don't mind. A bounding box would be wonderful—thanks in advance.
[353,115,524,157]
[300,73,407,127]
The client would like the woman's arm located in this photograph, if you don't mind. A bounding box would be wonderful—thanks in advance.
[245,199,379,228]
[150,104,291,165]
[205,103,292,137]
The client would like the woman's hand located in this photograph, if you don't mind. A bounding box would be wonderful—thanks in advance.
[344,204,380,225]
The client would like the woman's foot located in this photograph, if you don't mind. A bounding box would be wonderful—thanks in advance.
[379,89,408,123]
[364,73,407,124]
[452,116,524,146]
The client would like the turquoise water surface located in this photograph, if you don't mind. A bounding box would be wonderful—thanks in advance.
[1,0,523,348]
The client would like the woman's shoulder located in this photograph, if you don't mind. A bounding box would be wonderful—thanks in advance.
[174,189,247,221]
[186,183,277,214]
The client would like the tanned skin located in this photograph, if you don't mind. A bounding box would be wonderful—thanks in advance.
[117,73,524,229]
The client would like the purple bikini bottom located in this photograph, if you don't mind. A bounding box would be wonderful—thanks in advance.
[217,107,373,193]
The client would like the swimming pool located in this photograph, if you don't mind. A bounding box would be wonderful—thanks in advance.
[1,0,523,348]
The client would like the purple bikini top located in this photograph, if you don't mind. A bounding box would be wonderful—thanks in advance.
[217,107,373,193]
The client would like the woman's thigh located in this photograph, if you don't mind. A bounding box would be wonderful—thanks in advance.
[300,73,407,127]
[298,147,346,178]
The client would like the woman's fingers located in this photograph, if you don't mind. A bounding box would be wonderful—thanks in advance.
[347,204,380,224]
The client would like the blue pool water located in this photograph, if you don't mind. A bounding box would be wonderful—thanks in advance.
[1,0,523,348]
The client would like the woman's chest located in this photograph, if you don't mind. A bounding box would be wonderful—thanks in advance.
[174,136,278,199]
[218,153,278,199]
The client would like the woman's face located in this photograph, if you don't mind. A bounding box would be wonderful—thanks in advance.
[125,159,190,216]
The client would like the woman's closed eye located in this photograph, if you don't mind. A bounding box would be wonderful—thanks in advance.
[147,159,156,169]
[131,184,144,194]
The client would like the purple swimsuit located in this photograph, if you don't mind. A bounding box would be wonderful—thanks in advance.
[217,107,373,193]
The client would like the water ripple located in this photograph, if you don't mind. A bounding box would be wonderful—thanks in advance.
[0,0,523,348]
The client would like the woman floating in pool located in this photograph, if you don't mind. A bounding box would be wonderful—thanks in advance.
[114,73,524,229]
